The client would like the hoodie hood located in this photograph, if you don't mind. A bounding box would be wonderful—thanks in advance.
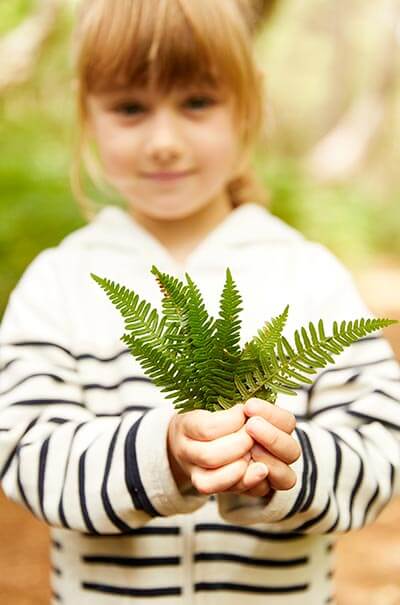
[60,202,304,257]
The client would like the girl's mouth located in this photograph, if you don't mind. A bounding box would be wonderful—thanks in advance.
[142,170,194,182]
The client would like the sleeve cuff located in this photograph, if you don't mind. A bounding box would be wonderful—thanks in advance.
[217,432,305,525]
[135,406,209,516]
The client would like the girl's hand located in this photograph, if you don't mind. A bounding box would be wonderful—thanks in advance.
[167,404,255,495]
[224,398,301,498]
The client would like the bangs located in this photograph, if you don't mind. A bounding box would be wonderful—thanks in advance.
[71,1,268,219]
[75,0,253,97]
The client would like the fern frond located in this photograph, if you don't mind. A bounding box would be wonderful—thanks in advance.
[150,266,188,330]
[214,268,243,357]
[207,268,244,410]
[92,268,399,414]
[240,305,289,363]
[121,332,196,409]
[91,274,167,341]
[92,273,198,410]
[182,272,223,410]
[229,316,397,404]
[149,266,193,358]
[255,304,290,353]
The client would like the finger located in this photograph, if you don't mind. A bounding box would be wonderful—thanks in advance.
[244,480,272,498]
[224,479,271,497]
[246,416,301,464]
[244,398,296,434]
[251,445,297,491]
[191,457,248,495]
[185,425,254,469]
[183,404,246,441]
[224,460,269,493]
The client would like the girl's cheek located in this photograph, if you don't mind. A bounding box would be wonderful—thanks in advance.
[99,133,134,171]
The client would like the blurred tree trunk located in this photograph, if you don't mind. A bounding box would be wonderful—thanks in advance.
[306,0,355,132]
[305,0,400,182]
[0,0,63,93]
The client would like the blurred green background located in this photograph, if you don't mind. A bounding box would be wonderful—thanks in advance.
[1,4,400,605]
[1,0,399,317]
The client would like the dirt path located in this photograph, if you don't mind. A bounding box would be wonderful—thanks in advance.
[0,263,399,605]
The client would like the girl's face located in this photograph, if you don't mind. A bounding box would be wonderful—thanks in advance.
[86,83,242,221]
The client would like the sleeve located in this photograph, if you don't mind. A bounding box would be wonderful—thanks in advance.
[0,250,208,535]
[217,244,400,532]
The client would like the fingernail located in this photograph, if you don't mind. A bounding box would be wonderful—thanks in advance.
[253,462,268,478]
[247,416,263,431]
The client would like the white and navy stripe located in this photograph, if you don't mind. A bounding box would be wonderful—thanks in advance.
[1,204,400,604]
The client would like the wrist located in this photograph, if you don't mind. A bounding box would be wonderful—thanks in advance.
[167,426,190,490]
[169,450,189,489]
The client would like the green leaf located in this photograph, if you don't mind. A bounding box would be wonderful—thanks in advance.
[91,269,399,412]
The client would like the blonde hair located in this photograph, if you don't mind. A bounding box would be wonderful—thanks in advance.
[70,0,269,220]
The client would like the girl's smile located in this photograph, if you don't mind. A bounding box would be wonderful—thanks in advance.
[140,168,196,182]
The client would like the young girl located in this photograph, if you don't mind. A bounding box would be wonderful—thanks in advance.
[1,1,400,604]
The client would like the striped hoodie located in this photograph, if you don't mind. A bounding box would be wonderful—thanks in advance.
[1,202,399,605]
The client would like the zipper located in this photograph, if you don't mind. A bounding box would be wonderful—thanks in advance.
[182,514,194,603]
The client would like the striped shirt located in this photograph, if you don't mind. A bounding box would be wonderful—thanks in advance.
[1,202,399,604]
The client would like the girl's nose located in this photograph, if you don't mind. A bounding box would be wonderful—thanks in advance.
[150,147,180,165]
[145,110,184,165]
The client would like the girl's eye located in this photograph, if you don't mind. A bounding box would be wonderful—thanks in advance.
[113,102,145,116]
[109,95,216,117]
[184,96,215,111]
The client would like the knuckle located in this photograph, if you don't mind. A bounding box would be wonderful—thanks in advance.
[269,462,285,485]
[285,412,297,433]
[194,482,209,495]
[197,426,212,441]
[232,403,245,420]
[191,472,212,495]
[196,446,216,469]
[291,442,302,462]
[267,429,279,448]
[273,467,297,490]
[199,419,218,441]
[240,433,254,454]
[188,410,214,440]
[285,470,297,490]
[173,434,188,462]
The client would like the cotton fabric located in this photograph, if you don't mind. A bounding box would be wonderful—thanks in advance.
[1,202,400,604]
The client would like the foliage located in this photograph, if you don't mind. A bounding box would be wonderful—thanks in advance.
[0,0,35,36]
[91,266,398,414]
[0,7,84,317]
[1,1,399,319]
[255,154,400,267]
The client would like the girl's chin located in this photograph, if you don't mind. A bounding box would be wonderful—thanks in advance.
[127,199,203,221]
[143,208,198,222]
